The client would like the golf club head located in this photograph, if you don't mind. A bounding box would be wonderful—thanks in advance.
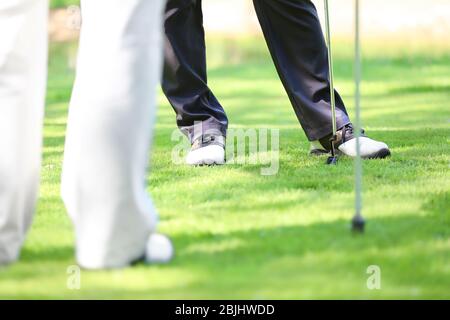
[351,214,365,233]
[326,156,338,165]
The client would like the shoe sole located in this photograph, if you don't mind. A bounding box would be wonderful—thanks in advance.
[188,155,226,167]
[194,160,225,167]
[362,148,391,160]
[309,148,391,159]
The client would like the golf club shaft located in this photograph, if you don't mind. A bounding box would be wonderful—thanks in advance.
[324,0,338,140]
[354,0,363,218]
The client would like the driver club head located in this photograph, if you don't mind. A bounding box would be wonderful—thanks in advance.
[326,156,338,165]
[352,214,365,233]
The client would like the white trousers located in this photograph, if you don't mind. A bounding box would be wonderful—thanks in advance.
[0,0,166,269]
[0,0,48,265]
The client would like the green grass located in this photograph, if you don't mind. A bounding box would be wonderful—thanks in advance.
[50,0,79,9]
[0,37,449,299]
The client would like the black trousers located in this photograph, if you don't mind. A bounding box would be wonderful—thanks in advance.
[162,0,350,142]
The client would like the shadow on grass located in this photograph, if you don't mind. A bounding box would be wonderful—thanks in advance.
[388,84,450,95]
[4,213,447,299]
[20,246,74,264]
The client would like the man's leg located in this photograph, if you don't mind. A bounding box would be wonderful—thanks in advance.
[0,0,48,265]
[61,0,171,269]
[163,0,228,141]
[163,0,227,165]
[253,0,390,158]
[253,0,349,142]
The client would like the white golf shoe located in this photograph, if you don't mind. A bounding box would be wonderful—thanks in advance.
[145,233,174,264]
[186,135,226,166]
[310,124,391,159]
[338,136,390,159]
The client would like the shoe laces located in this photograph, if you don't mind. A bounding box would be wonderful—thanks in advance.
[340,124,365,143]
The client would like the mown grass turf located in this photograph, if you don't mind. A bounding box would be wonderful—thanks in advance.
[0,37,449,299]
[50,0,79,9]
